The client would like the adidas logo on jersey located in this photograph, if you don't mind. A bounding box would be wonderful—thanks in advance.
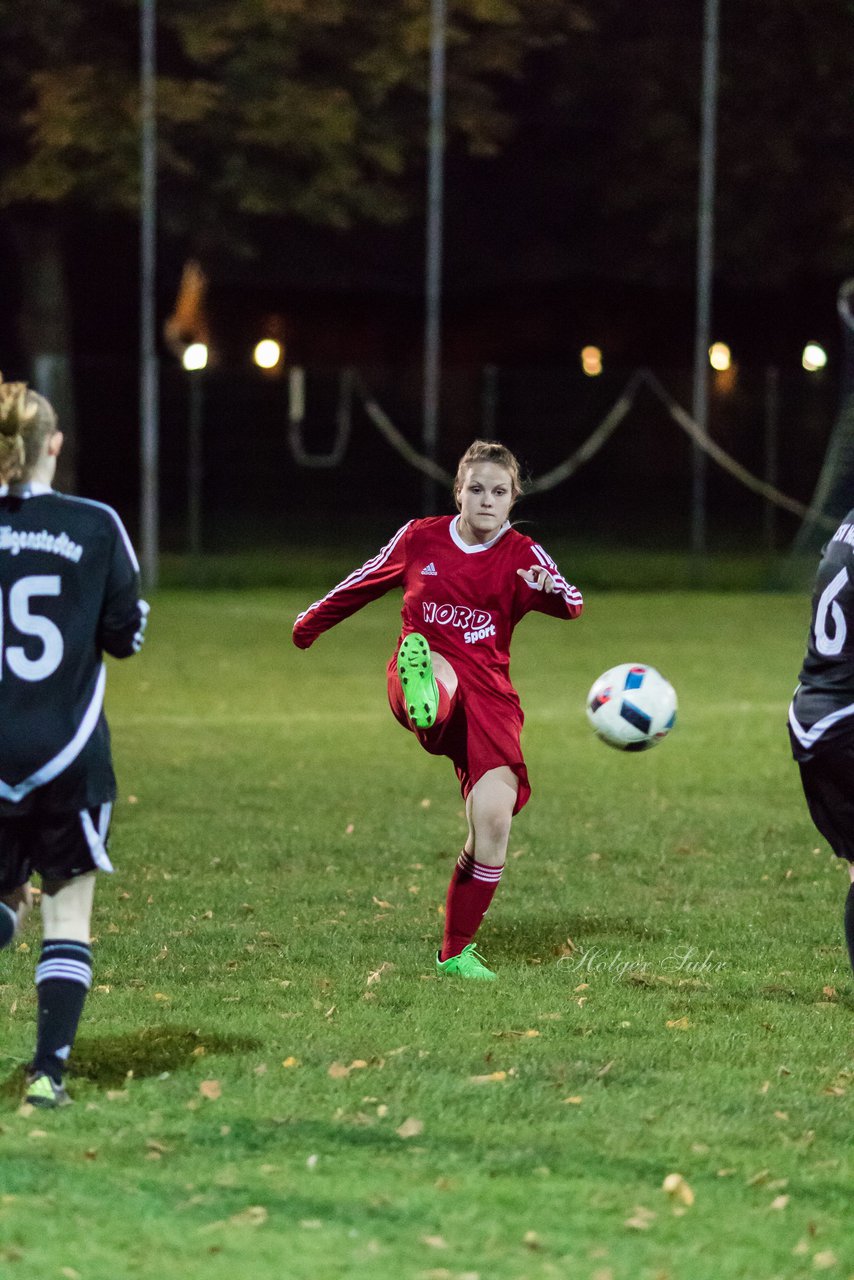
[421,562,438,576]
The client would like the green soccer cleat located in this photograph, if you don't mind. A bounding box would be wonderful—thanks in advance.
[24,1073,72,1109]
[397,633,440,729]
[436,943,497,981]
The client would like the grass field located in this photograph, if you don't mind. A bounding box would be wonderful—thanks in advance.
[2,584,853,1280]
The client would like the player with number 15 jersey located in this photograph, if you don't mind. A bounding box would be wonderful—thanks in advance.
[0,375,147,1108]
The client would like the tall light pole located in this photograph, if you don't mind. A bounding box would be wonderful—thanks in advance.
[140,0,159,588]
[691,0,720,561]
[422,0,446,515]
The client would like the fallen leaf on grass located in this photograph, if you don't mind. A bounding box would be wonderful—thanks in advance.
[199,1080,222,1101]
[562,1096,583,1105]
[770,1195,790,1211]
[662,1173,695,1206]
[281,1057,300,1068]
[665,1017,690,1030]
[366,962,395,987]
[624,1206,656,1231]
[469,1072,507,1084]
[421,1235,448,1249]
[230,1206,268,1227]
[553,938,576,957]
[372,897,395,910]
[61,1269,81,1280]
[396,1117,424,1139]
[813,1250,837,1270]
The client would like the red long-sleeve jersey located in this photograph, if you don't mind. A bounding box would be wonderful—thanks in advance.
[293,516,582,710]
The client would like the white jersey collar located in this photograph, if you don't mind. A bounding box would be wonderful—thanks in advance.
[449,514,511,554]
[0,481,53,498]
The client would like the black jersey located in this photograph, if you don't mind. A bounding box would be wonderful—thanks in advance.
[789,510,854,760]
[0,482,147,814]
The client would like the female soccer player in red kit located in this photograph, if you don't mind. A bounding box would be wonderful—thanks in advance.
[293,441,583,979]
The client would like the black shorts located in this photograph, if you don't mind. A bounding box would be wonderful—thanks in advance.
[0,803,114,895]
[798,746,854,863]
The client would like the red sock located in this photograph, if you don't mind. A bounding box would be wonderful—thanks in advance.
[389,674,454,730]
[440,851,504,961]
[435,680,453,726]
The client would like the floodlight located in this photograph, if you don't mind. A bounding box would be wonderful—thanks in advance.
[182,342,208,371]
[802,343,828,372]
[708,342,731,371]
[254,339,282,369]
[581,346,603,377]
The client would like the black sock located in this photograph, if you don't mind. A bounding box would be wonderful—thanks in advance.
[33,940,93,1082]
[0,903,15,950]
[844,883,854,979]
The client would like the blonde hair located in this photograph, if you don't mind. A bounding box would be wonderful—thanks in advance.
[453,439,524,509]
[0,374,58,485]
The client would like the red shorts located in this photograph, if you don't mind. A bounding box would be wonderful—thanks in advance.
[386,659,531,814]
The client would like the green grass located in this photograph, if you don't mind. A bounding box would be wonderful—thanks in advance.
[2,586,854,1280]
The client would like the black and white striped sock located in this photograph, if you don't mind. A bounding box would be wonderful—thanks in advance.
[32,939,93,1083]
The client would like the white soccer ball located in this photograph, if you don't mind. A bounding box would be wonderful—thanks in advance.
[586,663,677,751]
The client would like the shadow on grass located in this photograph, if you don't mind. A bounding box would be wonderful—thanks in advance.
[0,1025,262,1097]
[484,911,668,958]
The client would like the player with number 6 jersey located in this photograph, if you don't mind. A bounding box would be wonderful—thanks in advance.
[294,440,583,980]
[789,510,854,984]
[0,374,147,1107]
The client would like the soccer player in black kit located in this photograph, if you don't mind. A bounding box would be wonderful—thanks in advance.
[0,375,147,1107]
[788,514,854,980]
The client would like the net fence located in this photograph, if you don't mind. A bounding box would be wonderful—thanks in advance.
[70,354,838,557]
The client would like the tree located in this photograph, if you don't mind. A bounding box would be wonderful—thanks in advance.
[0,0,593,245]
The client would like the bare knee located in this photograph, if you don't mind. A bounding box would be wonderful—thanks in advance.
[467,768,518,864]
[432,652,458,698]
[40,873,96,942]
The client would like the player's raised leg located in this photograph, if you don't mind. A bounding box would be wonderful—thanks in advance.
[437,766,518,980]
[395,634,457,730]
[26,872,96,1108]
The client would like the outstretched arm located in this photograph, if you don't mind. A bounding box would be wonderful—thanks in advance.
[515,542,583,621]
[293,522,411,649]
